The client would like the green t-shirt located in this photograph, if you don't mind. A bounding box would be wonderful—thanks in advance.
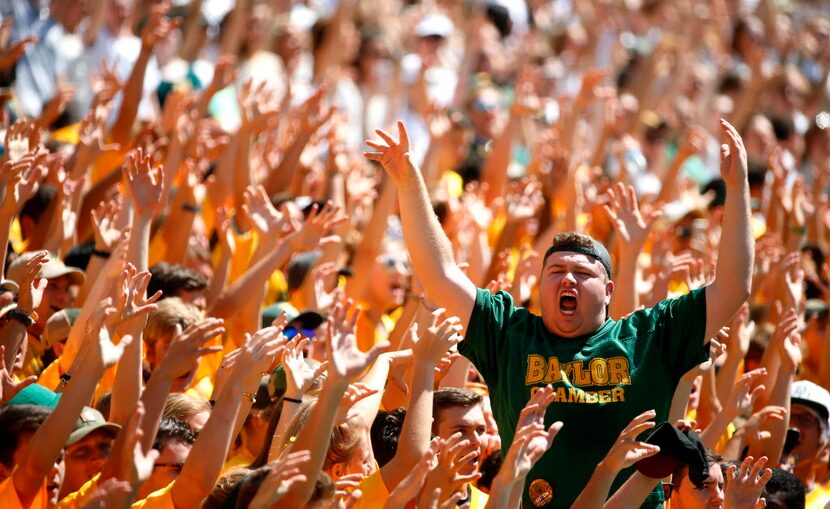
[459,287,709,509]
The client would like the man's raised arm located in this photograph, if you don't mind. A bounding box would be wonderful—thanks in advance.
[364,121,477,328]
[704,120,754,342]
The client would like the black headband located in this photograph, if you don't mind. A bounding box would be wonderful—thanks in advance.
[544,240,612,278]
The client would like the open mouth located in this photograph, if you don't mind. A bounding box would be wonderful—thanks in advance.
[559,292,577,316]
[46,482,59,494]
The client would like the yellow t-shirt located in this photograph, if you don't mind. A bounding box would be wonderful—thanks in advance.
[56,472,100,508]
[806,481,830,509]
[0,476,48,509]
[131,482,175,509]
[352,470,390,509]
[469,485,489,508]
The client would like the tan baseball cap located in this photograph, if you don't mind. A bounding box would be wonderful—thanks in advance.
[43,308,81,349]
[6,252,85,286]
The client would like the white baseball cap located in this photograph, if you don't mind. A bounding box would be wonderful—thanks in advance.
[791,380,830,430]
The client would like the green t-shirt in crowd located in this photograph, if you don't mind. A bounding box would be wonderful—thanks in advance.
[458,287,709,509]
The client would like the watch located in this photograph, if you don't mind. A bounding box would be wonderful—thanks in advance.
[7,309,35,328]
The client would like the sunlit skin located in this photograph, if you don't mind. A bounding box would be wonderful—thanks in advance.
[671,462,725,509]
[35,275,80,333]
[0,432,65,505]
[328,428,376,481]
[789,405,829,486]
[539,252,614,338]
[434,404,488,476]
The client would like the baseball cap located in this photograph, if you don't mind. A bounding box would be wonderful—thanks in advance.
[415,13,454,38]
[635,422,710,489]
[261,302,325,331]
[43,308,81,350]
[7,252,86,286]
[791,380,830,429]
[67,407,121,446]
[5,384,61,408]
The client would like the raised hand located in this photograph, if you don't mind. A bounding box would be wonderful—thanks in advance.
[91,197,125,252]
[109,264,162,333]
[384,440,441,509]
[282,336,327,399]
[14,250,49,312]
[501,387,563,480]
[719,119,748,188]
[1,151,47,214]
[296,85,334,136]
[157,318,225,379]
[287,201,346,253]
[364,121,418,184]
[0,345,37,404]
[5,119,41,161]
[335,382,379,424]
[771,308,802,371]
[325,301,390,383]
[248,450,312,509]
[242,185,283,238]
[235,325,287,387]
[0,36,37,73]
[412,309,463,365]
[419,433,480,506]
[332,473,364,509]
[724,456,772,509]
[123,147,165,214]
[597,410,660,474]
[603,182,662,248]
[85,300,132,369]
[724,368,767,417]
[140,1,180,49]
[91,61,122,108]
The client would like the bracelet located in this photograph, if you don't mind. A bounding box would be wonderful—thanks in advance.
[208,399,216,407]
[242,392,257,404]
[789,226,807,234]
[59,373,71,385]
[91,248,111,259]
[8,309,35,328]
[283,396,303,404]
[182,203,202,213]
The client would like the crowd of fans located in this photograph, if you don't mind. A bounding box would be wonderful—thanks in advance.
[0,0,829,507]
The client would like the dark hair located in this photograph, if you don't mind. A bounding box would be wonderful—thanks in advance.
[543,232,612,278]
[761,468,805,509]
[0,405,52,468]
[477,451,503,492]
[64,241,95,271]
[671,449,722,491]
[201,467,250,509]
[371,408,406,467]
[152,417,197,452]
[433,388,483,433]
[148,262,208,299]
[95,392,113,421]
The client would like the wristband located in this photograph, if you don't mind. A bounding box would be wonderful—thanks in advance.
[59,374,72,385]
[283,396,303,404]
[91,248,111,259]
[182,203,202,213]
[8,309,34,328]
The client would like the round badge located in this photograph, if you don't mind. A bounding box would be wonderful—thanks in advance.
[528,479,553,507]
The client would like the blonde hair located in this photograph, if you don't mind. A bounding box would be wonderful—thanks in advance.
[144,297,202,343]
[280,400,365,473]
[162,393,212,424]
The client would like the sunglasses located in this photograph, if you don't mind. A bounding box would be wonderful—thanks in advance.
[284,326,316,339]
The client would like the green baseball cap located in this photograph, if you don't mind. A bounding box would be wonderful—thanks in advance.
[5,384,61,408]
[67,407,120,446]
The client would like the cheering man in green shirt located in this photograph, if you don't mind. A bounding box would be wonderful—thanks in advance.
[364,118,752,508]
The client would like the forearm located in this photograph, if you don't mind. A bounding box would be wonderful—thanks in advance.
[696,367,721,430]
[572,463,618,509]
[706,180,752,340]
[16,357,102,503]
[715,354,742,409]
[263,133,311,196]
[173,377,246,508]
[751,367,792,465]
[111,47,153,146]
[269,401,302,462]
[280,376,349,505]
[109,334,143,427]
[128,212,153,271]
[604,472,659,509]
[233,128,253,210]
[384,361,434,486]
[484,472,518,509]
[345,178,396,301]
[0,207,13,279]
[208,239,292,319]
[206,248,232,308]
[609,249,640,319]
[700,406,735,450]
[481,115,518,206]
[138,367,175,452]
[160,191,199,265]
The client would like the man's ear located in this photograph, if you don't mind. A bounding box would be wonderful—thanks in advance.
[605,280,615,305]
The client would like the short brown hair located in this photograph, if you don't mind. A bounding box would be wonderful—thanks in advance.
[144,297,202,343]
[432,388,483,434]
